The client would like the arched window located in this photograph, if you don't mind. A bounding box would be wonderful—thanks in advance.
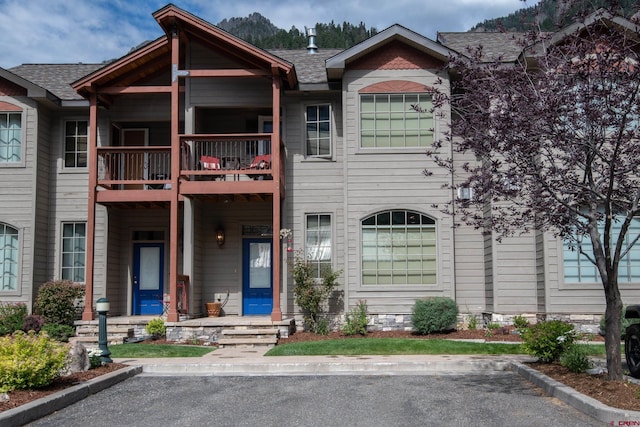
[361,210,436,285]
[0,223,19,291]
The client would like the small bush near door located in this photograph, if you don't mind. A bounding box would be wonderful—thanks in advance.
[411,297,459,335]
[34,280,84,326]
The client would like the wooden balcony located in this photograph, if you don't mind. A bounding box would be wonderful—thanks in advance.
[95,134,284,205]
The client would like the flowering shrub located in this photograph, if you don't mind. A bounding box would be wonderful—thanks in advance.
[0,302,28,336]
[521,320,577,363]
[0,331,69,392]
[291,252,341,334]
[34,280,84,326]
[87,347,103,369]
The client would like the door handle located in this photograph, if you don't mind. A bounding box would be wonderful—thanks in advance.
[133,276,138,285]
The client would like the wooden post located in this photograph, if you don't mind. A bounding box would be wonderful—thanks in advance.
[82,93,99,321]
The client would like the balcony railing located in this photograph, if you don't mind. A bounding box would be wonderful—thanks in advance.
[96,133,283,190]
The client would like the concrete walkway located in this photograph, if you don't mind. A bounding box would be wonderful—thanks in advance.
[2,347,640,427]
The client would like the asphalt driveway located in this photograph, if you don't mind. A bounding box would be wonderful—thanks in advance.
[29,373,601,426]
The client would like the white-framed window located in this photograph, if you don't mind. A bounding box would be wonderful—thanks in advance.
[61,222,86,282]
[0,223,19,291]
[0,112,22,163]
[362,210,436,285]
[305,214,332,279]
[64,120,88,168]
[563,217,640,283]
[305,104,331,157]
[360,93,433,148]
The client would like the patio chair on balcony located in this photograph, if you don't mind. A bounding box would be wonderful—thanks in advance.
[243,154,271,180]
[198,155,222,180]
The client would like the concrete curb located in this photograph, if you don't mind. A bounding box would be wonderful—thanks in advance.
[511,362,640,425]
[0,366,141,427]
[136,358,516,376]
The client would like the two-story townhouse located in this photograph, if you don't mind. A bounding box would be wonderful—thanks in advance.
[0,4,638,340]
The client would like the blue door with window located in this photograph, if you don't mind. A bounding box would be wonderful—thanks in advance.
[132,243,164,315]
[243,238,273,315]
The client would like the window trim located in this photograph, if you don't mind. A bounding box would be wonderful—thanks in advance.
[0,222,21,295]
[358,92,434,151]
[359,209,439,290]
[0,110,25,168]
[304,103,333,159]
[304,213,333,280]
[60,221,87,284]
[62,119,89,170]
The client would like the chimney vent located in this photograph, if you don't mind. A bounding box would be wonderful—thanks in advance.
[305,26,317,54]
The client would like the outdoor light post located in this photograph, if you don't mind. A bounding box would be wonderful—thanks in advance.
[96,297,112,364]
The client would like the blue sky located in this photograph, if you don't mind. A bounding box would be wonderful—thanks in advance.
[0,0,534,68]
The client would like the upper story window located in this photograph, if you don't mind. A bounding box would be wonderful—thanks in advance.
[64,120,88,168]
[305,214,332,279]
[0,112,22,163]
[61,222,86,282]
[360,93,433,149]
[0,223,19,291]
[564,216,640,283]
[362,210,436,286]
[305,105,331,158]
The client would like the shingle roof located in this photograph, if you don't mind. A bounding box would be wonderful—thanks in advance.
[269,49,343,84]
[437,32,527,62]
[9,63,106,100]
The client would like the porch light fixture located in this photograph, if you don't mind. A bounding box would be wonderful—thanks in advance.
[96,297,112,364]
[215,227,225,247]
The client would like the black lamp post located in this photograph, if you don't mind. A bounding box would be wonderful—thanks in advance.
[96,297,112,364]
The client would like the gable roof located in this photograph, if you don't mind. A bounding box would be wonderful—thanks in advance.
[437,32,527,62]
[72,4,297,99]
[523,9,640,59]
[10,63,105,102]
[326,24,459,80]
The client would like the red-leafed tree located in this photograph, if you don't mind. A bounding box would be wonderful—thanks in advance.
[428,7,640,380]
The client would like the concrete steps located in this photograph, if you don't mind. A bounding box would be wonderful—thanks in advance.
[218,328,279,348]
[73,324,134,347]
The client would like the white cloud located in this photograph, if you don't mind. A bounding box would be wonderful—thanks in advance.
[0,0,533,68]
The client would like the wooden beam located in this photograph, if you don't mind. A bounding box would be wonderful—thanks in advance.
[185,69,270,78]
[100,86,172,94]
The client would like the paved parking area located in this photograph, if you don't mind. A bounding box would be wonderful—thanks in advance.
[29,373,601,426]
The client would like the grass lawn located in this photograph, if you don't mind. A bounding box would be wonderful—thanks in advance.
[109,343,214,358]
[265,339,607,357]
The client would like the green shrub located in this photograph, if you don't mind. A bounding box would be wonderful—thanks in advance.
[87,348,103,369]
[291,252,341,334]
[599,306,634,338]
[0,330,69,392]
[513,314,530,331]
[342,300,368,336]
[485,322,501,337]
[145,318,166,337]
[521,320,577,363]
[560,345,593,373]
[0,302,28,336]
[41,324,75,342]
[21,314,45,333]
[34,280,84,326]
[411,297,459,335]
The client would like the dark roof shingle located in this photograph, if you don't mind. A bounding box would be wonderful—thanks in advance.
[9,63,105,100]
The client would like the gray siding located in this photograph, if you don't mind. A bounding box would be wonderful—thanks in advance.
[0,97,38,305]
[341,69,455,314]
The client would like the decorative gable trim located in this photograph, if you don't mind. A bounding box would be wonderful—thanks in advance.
[0,100,22,110]
[359,80,432,93]
[350,40,443,71]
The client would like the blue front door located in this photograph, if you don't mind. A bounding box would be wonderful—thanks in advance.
[243,238,273,315]
[132,243,164,315]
